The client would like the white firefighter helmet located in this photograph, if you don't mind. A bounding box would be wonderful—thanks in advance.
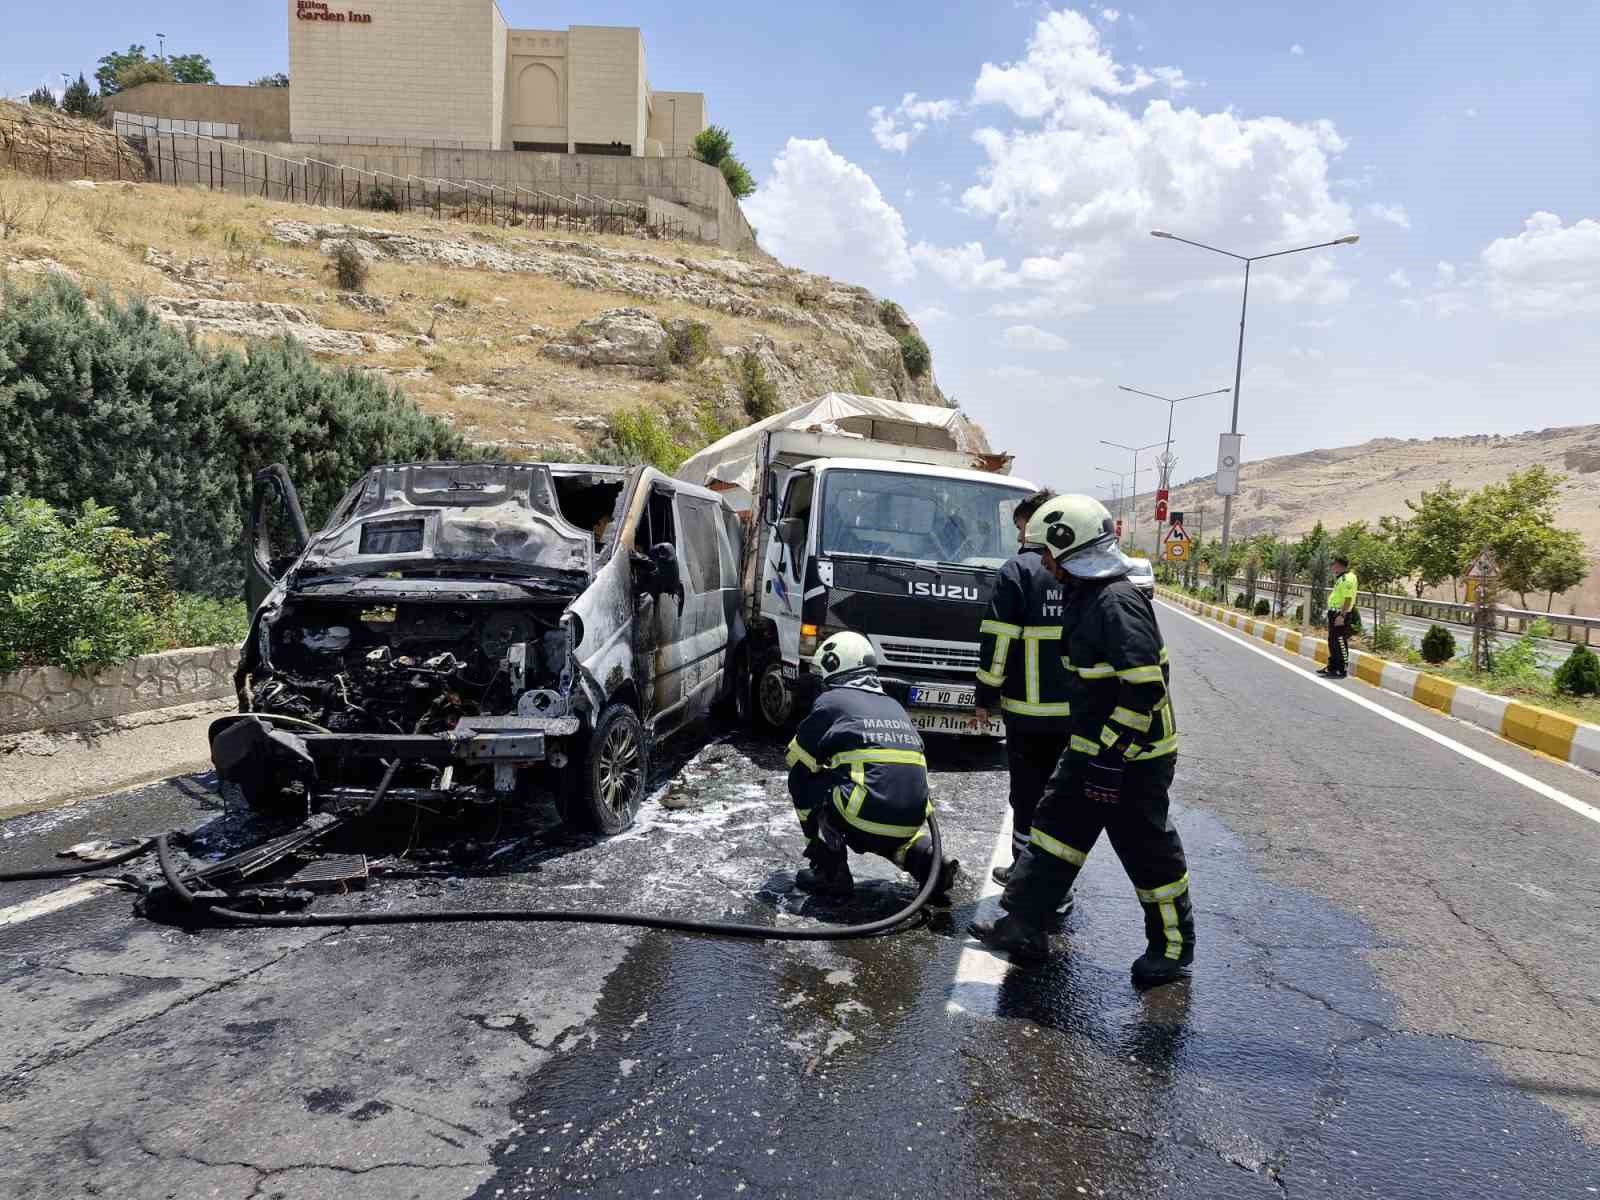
[813,630,878,682]
[1024,494,1136,581]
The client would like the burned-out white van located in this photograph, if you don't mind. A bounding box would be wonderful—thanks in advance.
[212,461,744,833]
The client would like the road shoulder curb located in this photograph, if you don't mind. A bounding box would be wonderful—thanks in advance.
[1157,588,1600,774]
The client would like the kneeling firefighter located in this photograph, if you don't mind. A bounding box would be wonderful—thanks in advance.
[971,496,1194,986]
[786,631,959,900]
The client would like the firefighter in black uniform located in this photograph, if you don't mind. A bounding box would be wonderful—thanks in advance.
[787,631,959,900]
[971,495,1194,986]
[973,490,1075,889]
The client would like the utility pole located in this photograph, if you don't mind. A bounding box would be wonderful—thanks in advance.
[1149,230,1360,556]
[1100,439,1163,553]
[1118,384,1230,556]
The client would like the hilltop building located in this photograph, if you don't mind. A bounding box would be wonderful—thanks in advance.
[289,0,708,153]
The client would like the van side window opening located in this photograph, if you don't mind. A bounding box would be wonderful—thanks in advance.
[678,500,721,594]
[639,487,677,552]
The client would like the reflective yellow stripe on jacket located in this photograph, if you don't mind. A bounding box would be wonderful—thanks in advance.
[977,619,1022,687]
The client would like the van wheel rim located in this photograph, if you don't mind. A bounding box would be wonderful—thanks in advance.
[598,722,641,815]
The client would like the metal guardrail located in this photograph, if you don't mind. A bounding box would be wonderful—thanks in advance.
[1194,573,1597,646]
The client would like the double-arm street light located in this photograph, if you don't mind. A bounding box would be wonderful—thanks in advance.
[1150,230,1360,555]
[1100,439,1165,552]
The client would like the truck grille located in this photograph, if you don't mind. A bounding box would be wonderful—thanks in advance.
[876,638,981,674]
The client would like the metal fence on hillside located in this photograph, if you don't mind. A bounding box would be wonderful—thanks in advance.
[0,114,143,182]
[135,131,689,239]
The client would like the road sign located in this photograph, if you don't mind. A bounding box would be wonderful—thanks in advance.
[1216,433,1243,496]
[1163,521,1189,543]
[1165,541,1189,562]
[1155,489,1169,522]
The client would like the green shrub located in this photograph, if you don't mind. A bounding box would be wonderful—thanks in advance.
[1368,620,1405,655]
[1420,624,1457,665]
[592,407,689,472]
[0,276,468,598]
[1489,620,1550,686]
[332,242,368,291]
[366,185,400,213]
[1553,644,1600,697]
[667,321,711,367]
[898,333,931,379]
[0,497,167,674]
[1234,593,1251,610]
[166,594,251,650]
[736,350,779,420]
[1253,598,1271,617]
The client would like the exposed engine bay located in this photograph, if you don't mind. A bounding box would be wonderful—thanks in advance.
[247,597,572,737]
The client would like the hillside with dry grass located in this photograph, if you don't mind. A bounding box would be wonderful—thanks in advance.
[1133,425,1600,610]
[0,153,947,463]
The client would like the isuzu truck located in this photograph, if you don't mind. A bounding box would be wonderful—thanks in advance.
[677,394,1034,737]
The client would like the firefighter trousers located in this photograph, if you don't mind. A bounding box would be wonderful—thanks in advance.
[1001,753,1193,959]
[794,797,938,881]
[1004,727,1069,864]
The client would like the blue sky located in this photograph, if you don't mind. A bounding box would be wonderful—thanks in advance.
[8,2,1599,507]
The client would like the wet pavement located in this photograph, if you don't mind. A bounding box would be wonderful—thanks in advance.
[2,605,1600,1198]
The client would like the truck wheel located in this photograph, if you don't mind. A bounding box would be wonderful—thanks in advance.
[752,658,795,731]
[572,703,648,834]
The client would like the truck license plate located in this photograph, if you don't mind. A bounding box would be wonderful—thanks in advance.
[909,708,1004,737]
[908,685,976,709]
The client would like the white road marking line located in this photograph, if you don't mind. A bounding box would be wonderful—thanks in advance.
[0,880,111,929]
[946,807,1014,1016]
[1157,599,1600,829]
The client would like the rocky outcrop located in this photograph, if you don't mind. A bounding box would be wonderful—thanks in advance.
[270,219,945,406]
[541,307,668,367]
[151,297,404,354]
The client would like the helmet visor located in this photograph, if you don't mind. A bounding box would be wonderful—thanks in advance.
[1061,539,1138,581]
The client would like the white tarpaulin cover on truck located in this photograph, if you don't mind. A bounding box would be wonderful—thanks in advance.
[676,394,994,494]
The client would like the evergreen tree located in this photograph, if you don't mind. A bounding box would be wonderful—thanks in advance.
[27,86,57,109]
[61,73,103,118]
[0,276,470,597]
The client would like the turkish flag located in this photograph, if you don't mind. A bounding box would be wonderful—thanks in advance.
[1115,519,1123,539]
[1155,489,1170,522]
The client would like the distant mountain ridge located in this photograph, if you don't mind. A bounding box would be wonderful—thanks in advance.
[1127,424,1600,609]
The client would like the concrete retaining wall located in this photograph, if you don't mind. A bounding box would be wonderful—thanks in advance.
[107,83,292,141]
[0,646,240,737]
[1157,588,1600,775]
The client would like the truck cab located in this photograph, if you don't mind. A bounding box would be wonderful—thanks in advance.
[758,458,1036,735]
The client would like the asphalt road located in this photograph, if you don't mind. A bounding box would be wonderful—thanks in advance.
[3,604,1600,1199]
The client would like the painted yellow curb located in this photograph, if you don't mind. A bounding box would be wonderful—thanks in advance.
[1412,674,1457,714]
[1155,586,1598,774]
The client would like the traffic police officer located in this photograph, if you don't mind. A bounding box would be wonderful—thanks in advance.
[786,631,959,900]
[973,490,1076,887]
[971,496,1194,986]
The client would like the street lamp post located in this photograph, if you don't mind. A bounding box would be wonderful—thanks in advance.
[1117,383,1231,554]
[1100,439,1164,553]
[1149,230,1360,556]
[669,98,677,158]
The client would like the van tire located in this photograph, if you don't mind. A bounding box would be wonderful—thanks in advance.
[571,704,649,834]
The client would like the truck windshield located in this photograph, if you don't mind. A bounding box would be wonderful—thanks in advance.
[819,470,1030,568]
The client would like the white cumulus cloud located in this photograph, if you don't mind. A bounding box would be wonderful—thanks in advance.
[1480,212,1600,316]
[744,138,914,286]
[1387,269,1412,289]
[1290,43,1305,56]
[869,92,961,154]
[1001,324,1071,351]
[910,305,951,324]
[910,240,1020,290]
[1365,202,1411,229]
[961,9,1354,304]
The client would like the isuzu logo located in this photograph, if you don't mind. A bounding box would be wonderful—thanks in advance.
[908,581,980,601]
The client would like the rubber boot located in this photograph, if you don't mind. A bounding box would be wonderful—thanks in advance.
[969,914,1048,962]
[905,838,960,906]
[993,864,1074,916]
[795,861,854,897]
[1133,890,1195,986]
